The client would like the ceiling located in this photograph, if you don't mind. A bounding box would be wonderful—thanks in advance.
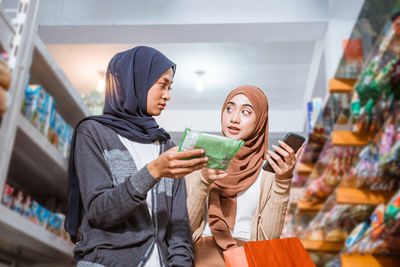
[35,0,364,137]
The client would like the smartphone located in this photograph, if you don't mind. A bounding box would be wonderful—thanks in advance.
[263,132,305,173]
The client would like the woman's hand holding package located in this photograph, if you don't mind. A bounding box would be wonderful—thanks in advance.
[201,168,228,184]
[147,146,208,179]
[266,140,304,180]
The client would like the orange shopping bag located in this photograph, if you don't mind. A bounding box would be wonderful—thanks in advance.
[223,237,315,267]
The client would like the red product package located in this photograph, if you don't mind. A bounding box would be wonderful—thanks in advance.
[1,183,14,208]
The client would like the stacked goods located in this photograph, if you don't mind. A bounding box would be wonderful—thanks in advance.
[344,190,400,255]
[1,183,69,240]
[21,82,73,158]
[302,200,375,243]
[342,108,400,190]
[301,142,360,204]
[0,54,11,116]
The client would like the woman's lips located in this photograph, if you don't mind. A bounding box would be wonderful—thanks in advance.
[227,126,240,135]
[159,104,166,109]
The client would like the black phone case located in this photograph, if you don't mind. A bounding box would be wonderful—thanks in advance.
[263,133,305,173]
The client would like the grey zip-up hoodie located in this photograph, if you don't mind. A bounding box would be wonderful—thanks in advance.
[73,120,193,267]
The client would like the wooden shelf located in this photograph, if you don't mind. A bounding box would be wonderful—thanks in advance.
[341,254,400,267]
[0,205,73,262]
[296,162,314,175]
[297,199,323,213]
[332,131,373,146]
[300,239,344,252]
[0,7,14,54]
[337,187,396,205]
[11,114,68,200]
[31,36,90,126]
[329,78,357,94]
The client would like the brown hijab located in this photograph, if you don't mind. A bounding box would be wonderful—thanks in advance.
[208,85,269,250]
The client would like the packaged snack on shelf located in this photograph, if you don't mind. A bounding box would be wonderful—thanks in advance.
[178,128,244,170]
[302,203,374,243]
[47,102,57,143]
[52,214,63,236]
[1,183,14,208]
[384,190,400,225]
[22,195,32,218]
[46,212,62,236]
[11,189,25,214]
[22,84,41,121]
[38,206,51,227]
[0,86,7,116]
[31,88,53,136]
[345,221,370,250]
[29,200,41,224]
[56,117,67,154]
[61,124,72,158]
[303,145,359,202]
[54,113,65,151]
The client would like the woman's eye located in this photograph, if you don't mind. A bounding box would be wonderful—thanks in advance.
[226,106,233,112]
[242,110,251,115]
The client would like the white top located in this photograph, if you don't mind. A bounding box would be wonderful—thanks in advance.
[118,135,161,267]
[202,166,263,241]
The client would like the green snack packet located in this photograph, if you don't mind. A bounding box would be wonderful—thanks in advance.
[178,128,244,170]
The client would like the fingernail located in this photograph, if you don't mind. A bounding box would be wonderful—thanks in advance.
[267,150,272,154]
[278,140,283,144]
[272,145,278,149]
[205,157,208,161]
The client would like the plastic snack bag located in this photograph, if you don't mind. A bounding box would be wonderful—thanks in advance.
[178,128,244,170]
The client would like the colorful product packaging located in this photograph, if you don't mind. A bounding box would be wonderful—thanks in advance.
[38,206,51,227]
[22,84,41,121]
[1,183,14,208]
[29,200,41,224]
[22,195,32,218]
[55,113,65,152]
[47,102,57,144]
[12,189,25,214]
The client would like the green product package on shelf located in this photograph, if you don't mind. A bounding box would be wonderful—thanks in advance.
[178,128,244,170]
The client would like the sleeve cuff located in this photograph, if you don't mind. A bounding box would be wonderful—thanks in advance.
[273,176,292,194]
[129,165,160,195]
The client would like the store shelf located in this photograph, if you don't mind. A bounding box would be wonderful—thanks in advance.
[296,162,314,175]
[297,199,323,213]
[300,239,344,252]
[336,187,396,205]
[341,254,400,267]
[0,7,14,54]
[332,131,373,146]
[329,78,357,94]
[30,36,90,126]
[12,114,68,199]
[0,205,73,261]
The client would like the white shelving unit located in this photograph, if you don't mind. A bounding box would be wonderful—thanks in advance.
[0,5,14,55]
[0,0,89,264]
[0,205,73,262]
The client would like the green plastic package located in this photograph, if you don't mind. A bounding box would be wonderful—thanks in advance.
[178,128,244,170]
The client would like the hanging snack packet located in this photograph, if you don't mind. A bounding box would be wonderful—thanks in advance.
[178,128,244,170]
[384,190,400,223]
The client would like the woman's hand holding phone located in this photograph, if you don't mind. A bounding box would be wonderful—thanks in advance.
[266,140,304,180]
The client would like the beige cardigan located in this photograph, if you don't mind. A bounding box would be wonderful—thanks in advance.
[185,169,291,243]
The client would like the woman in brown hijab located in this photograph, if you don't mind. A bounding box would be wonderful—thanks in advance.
[185,85,303,266]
